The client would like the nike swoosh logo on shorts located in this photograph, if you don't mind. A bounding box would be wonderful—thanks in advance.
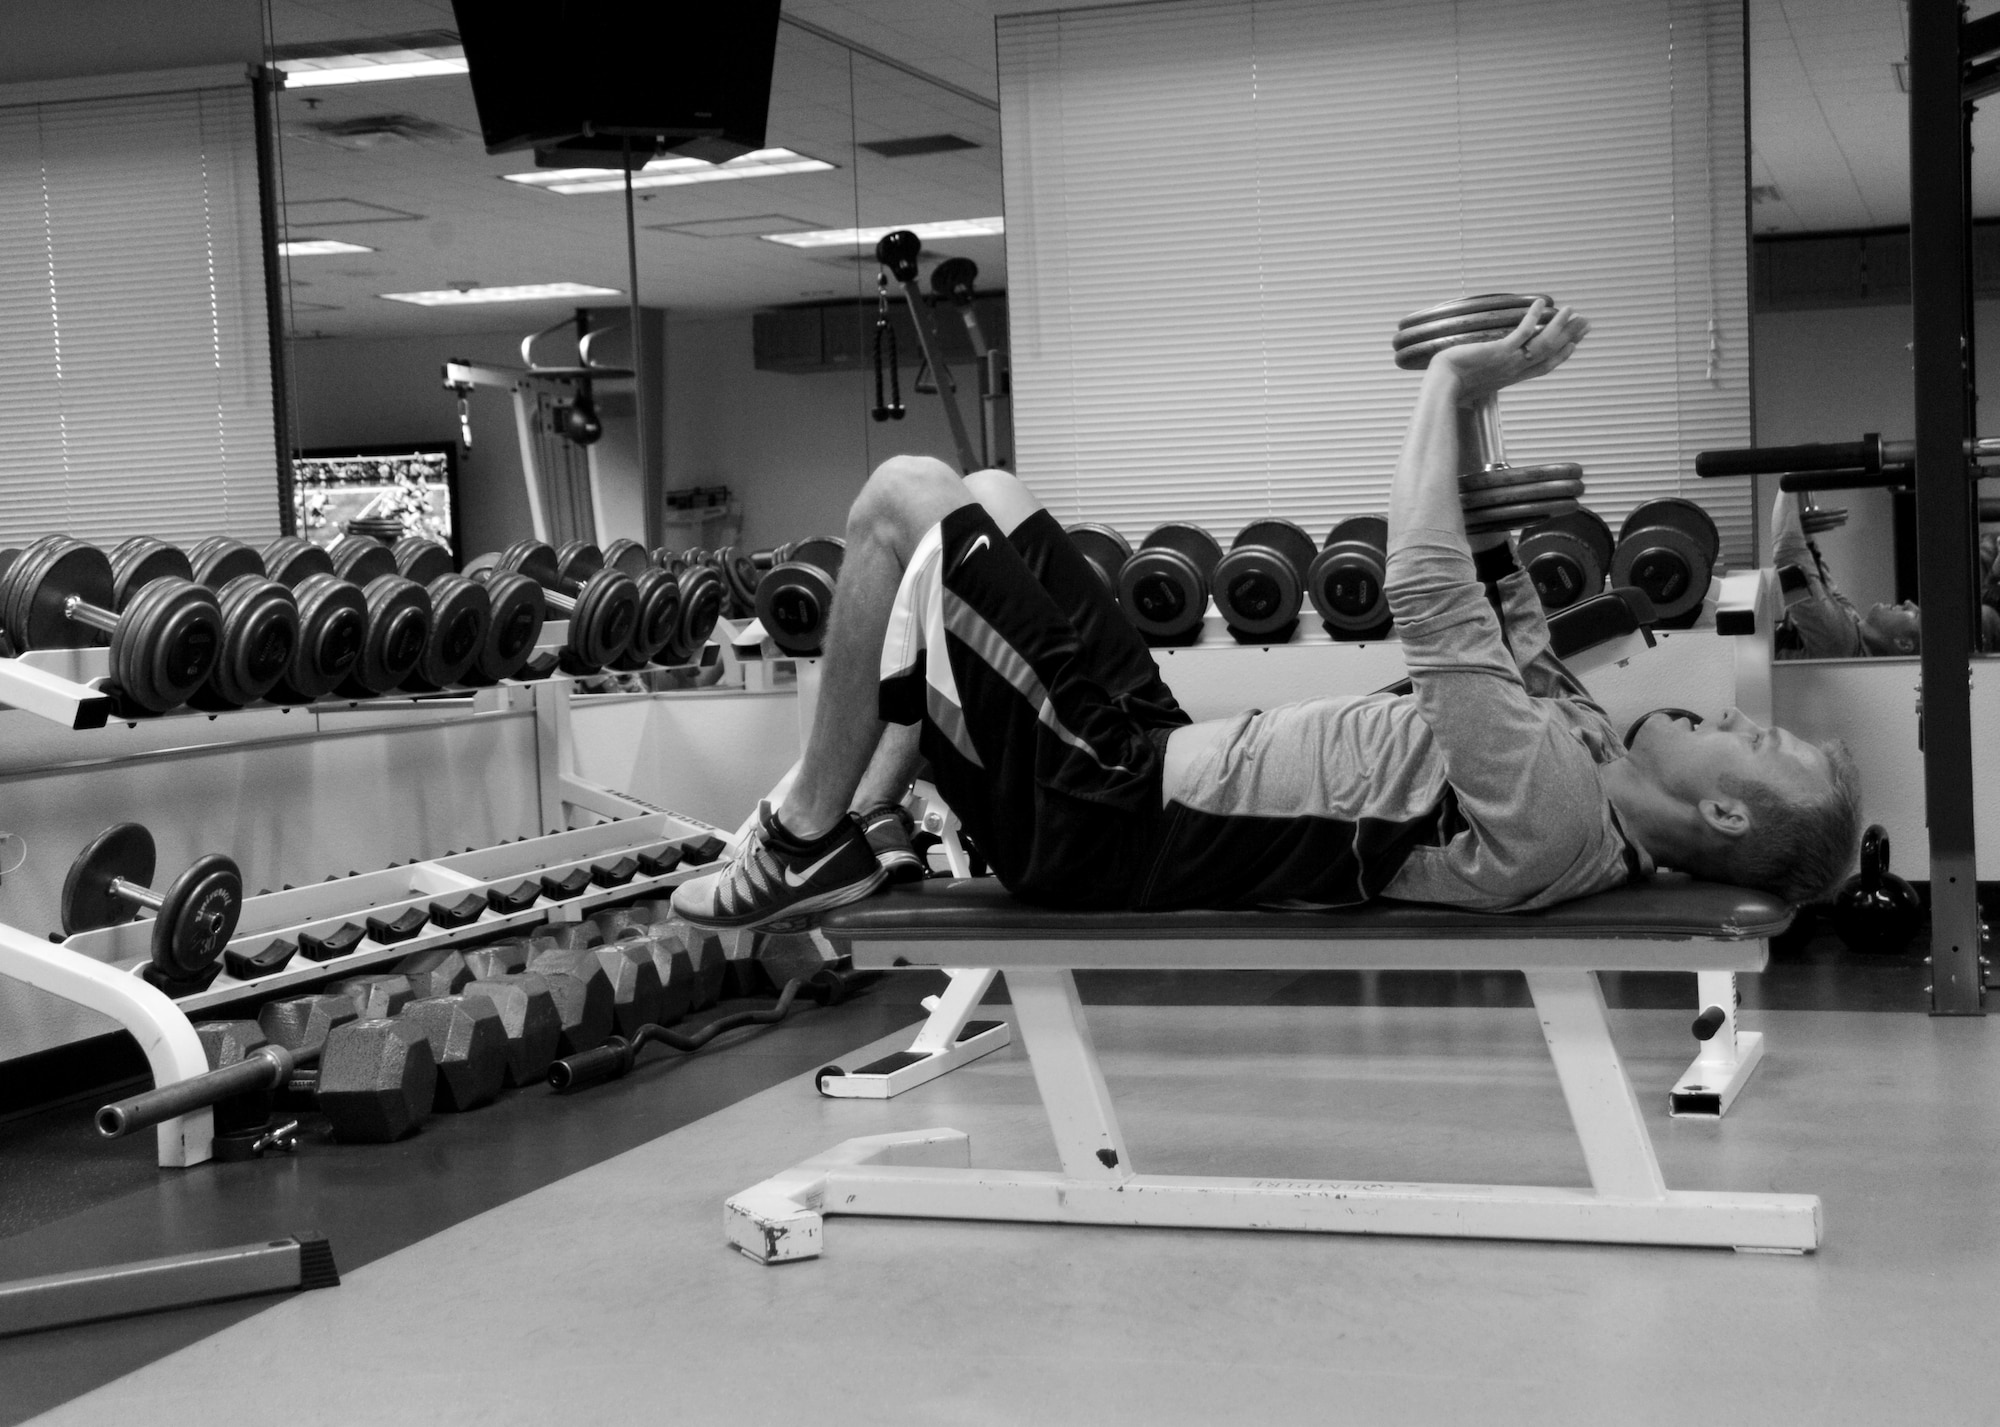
[953,533,992,572]
[785,845,850,887]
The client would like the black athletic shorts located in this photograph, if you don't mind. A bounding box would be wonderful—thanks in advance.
[878,505,1189,909]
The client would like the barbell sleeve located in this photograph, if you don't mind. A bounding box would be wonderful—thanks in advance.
[96,1045,296,1139]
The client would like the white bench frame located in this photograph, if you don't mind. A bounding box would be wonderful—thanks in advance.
[727,930,1822,1262]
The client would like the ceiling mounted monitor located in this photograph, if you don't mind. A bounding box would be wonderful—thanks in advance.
[450,1,783,165]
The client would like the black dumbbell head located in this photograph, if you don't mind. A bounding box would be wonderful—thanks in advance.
[398,946,474,999]
[1118,523,1222,641]
[262,535,337,588]
[463,973,563,1087]
[401,994,507,1112]
[60,823,156,935]
[1307,516,1391,637]
[525,948,617,1054]
[200,575,300,707]
[268,573,367,703]
[150,851,242,981]
[555,540,603,587]
[404,573,489,689]
[108,537,194,613]
[111,574,225,712]
[339,574,432,695]
[330,535,397,586]
[393,536,454,585]
[755,557,838,657]
[468,571,545,683]
[1518,508,1614,610]
[602,538,651,580]
[674,562,726,660]
[1066,524,1132,590]
[1611,499,1720,624]
[1213,519,1315,639]
[188,537,266,591]
[560,568,640,672]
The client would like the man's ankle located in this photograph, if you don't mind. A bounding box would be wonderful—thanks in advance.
[772,807,844,846]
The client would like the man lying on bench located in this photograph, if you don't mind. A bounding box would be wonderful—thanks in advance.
[675,300,1861,931]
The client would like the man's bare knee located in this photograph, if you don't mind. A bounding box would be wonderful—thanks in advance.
[848,454,973,554]
[964,467,1045,536]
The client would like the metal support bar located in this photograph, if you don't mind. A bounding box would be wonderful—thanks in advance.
[890,272,981,474]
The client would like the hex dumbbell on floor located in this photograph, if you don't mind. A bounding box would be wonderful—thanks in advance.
[0,536,221,713]
[1213,519,1317,641]
[1392,294,1585,532]
[1517,508,1615,611]
[1610,499,1721,628]
[62,823,243,996]
[1118,523,1222,643]
[1307,516,1392,639]
[755,536,845,657]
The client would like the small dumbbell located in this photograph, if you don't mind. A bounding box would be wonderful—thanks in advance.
[1306,517,1391,639]
[61,823,242,996]
[0,536,221,713]
[1213,519,1316,642]
[1517,508,1614,611]
[488,539,639,673]
[755,536,846,657]
[547,542,680,669]
[1065,524,1132,591]
[258,535,433,695]
[1118,523,1221,644]
[1610,499,1720,628]
[1392,293,1584,531]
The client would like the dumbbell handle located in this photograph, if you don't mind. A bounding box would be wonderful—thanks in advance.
[539,585,578,616]
[60,594,121,638]
[108,876,164,914]
[96,1044,301,1139]
[1467,395,1508,470]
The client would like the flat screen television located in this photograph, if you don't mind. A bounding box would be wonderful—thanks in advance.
[292,444,460,562]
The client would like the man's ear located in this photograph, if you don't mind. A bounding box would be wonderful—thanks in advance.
[1698,795,1750,839]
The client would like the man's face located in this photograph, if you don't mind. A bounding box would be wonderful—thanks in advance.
[1859,601,1920,656]
[1625,707,1831,808]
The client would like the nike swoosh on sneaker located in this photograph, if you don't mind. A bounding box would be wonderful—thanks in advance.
[784,844,852,887]
[952,533,992,573]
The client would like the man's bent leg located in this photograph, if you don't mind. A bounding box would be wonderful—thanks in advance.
[851,722,926,883]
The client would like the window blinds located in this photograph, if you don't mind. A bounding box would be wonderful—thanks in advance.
[0,84,277,548]
[996,0,1752,567]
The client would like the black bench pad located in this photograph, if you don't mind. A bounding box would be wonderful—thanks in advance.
[820,874,1792,943]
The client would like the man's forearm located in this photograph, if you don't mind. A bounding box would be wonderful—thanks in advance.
[1388,367,1472,551]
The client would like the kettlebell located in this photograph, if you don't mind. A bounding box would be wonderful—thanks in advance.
[1832,824,1922,955]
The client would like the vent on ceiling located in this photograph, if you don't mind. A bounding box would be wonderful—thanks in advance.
[646,214,819,238]
[291,114,468,150]
[860,134,981,159]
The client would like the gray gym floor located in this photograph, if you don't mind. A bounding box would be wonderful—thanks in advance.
[15,989,1998,1426]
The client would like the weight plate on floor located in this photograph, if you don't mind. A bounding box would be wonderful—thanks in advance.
[342,575,432,695]
[206,576,300,706]
[563,569,640,671]
[555,540,603,588]
[8,537,113,649]
[271,573,367,702]
[61,822,156,934]
[1396,292,1554,330]
[1620,498,1720,565]
[472,572,545,683]
[757,561,837,656]
[152,852,242,979]
[108,537,193,613]
[408,574,489,689]
[613,567,681,668]
[1390,306,1543,352]
[1307,516,1390,634]
[1610,520,1709,623]
[1065,523,1133,590]
[393,536,454,586]
[261,536,335,588]
[115,576,223,712]
[189,537,265,590]
[602,538,651,580]
[1463,497,1582,533]
[331,535,396,586]
[1461,476,1585,512]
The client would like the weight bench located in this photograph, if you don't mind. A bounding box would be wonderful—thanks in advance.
[725,877,1821,1263]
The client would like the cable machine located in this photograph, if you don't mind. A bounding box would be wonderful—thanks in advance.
[871,229,1011,473]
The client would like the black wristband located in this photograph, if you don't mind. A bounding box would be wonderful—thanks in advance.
[1472,540,1520,586]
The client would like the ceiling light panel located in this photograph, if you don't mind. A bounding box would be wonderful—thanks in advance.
[276,44,469,88]
[503,148,835,197]
[280,239,376,256]
[761,217,1006,249]
[379,283,622,307]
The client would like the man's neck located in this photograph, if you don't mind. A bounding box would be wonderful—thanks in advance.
[1599,758,1690,869]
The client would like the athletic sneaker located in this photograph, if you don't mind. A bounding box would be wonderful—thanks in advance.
[859,802,926,883]
[670,801,887,931]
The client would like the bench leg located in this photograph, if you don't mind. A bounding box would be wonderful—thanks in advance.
[816,968,1013,1099]
[1523,970,1667,1202]
[1671,971,1765,1118]
[1006,967,1133,1180]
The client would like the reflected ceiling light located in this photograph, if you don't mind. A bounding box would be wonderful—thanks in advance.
[279,239,376,256]
[503,148,835,197]
[379,282,622,306]
[277,46,469,88]
[760,217,1005,249]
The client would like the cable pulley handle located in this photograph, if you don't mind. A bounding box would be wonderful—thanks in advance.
[871,272,905,422]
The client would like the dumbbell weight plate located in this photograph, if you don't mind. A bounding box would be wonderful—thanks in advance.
[469,571,545,683]
[261,535,336,588]
[561,569,640,672]
[330,535,396,586]
[188,537,265,590]
[340,575,432,695]
[406,574,489,689]
[602,538,651,580]
[1610,520,1709,623]
[202,576,301,707]
[6,537,115,649]
[1463,497,1582,534]
[1395,292,1554,330]
[555,540,604,586]
[1307,516,1390,635]
[1390,305,1543,352]
[788,537,846,581]
[715,546,761,615]
[674,563,726,661]
[1066,524,1133,590]
[60,822,156,934]
[1460,476,1585,513]
[495,538,562,589]
[114,576,224,713]
[1118,523,1222,640]
[757,560,838,656]
[108,537,194,613]
[1214,518,1316,638]
[1620,499,1721,566]
[611,567,681,669]
[1458,462,1585,495]
[269,573,367,702]
[1518,509,1614,611]
[393,536,454,586]
[151,852,243,979]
